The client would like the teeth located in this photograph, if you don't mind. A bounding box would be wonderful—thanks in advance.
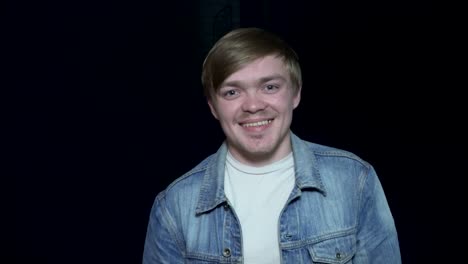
[242,120,272,127]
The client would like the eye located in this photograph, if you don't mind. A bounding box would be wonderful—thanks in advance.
[263,84,279,93]
[222,89,240,99]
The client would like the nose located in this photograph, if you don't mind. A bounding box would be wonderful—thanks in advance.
[241,92,267,113]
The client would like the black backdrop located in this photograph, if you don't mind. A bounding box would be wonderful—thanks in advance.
[11,0,464,263]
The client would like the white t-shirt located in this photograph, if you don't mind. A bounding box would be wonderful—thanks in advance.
[224,151,295,264]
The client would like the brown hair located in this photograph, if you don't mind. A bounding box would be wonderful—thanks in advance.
[201,27,302,100]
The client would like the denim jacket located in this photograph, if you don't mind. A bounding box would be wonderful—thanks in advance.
[143,132,401,263]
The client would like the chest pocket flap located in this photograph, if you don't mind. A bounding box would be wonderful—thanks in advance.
[307,233,356,264]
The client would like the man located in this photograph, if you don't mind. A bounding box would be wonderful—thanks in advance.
[143,27,401,263]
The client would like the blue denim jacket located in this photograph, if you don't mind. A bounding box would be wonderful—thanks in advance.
[143,132,401,263]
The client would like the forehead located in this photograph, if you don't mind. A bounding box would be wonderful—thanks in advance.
[223,55,289,84]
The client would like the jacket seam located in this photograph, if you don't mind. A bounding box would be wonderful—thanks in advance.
[313,150,371,169]
[159,195,187,258]
[281,227,357,250]
[356,165,371,228]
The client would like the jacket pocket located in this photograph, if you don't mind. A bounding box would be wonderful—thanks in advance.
[307,233,356,264]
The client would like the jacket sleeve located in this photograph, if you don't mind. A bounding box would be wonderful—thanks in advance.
[143,194,185,264]
[354,166,402,263]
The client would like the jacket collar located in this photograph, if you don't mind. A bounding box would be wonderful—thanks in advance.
[195,131,326,215]
[290,132,326,193]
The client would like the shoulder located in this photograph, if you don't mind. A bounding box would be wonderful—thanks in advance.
[293,135,376,185]
[294,136,382,202]
[154,154,215,204]
[305,140,371,169]
[311,142,375,185]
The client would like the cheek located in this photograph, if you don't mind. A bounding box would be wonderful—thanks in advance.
[216,105,237,122]
[271,97,295,112]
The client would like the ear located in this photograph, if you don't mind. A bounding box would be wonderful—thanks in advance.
[207,99,219,120]
[293,86,302,109]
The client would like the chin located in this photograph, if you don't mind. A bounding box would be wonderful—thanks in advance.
[244,144,275,156]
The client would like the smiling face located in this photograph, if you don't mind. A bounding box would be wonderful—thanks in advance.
[208,55,301,166]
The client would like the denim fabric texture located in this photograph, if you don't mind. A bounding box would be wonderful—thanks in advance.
[143,132,401,263]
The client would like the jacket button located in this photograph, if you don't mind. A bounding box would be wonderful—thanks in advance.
[222,248,231,257]
[336,252,342,259]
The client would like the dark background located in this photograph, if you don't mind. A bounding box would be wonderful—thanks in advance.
[10,0,464,263]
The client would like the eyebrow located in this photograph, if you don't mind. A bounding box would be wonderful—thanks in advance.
[221,74,287,89]
[258,74,287,84]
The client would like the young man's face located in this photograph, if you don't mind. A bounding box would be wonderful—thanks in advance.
[208,55,301,166]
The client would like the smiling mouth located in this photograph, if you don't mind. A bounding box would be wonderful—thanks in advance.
[240,119,273,128]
